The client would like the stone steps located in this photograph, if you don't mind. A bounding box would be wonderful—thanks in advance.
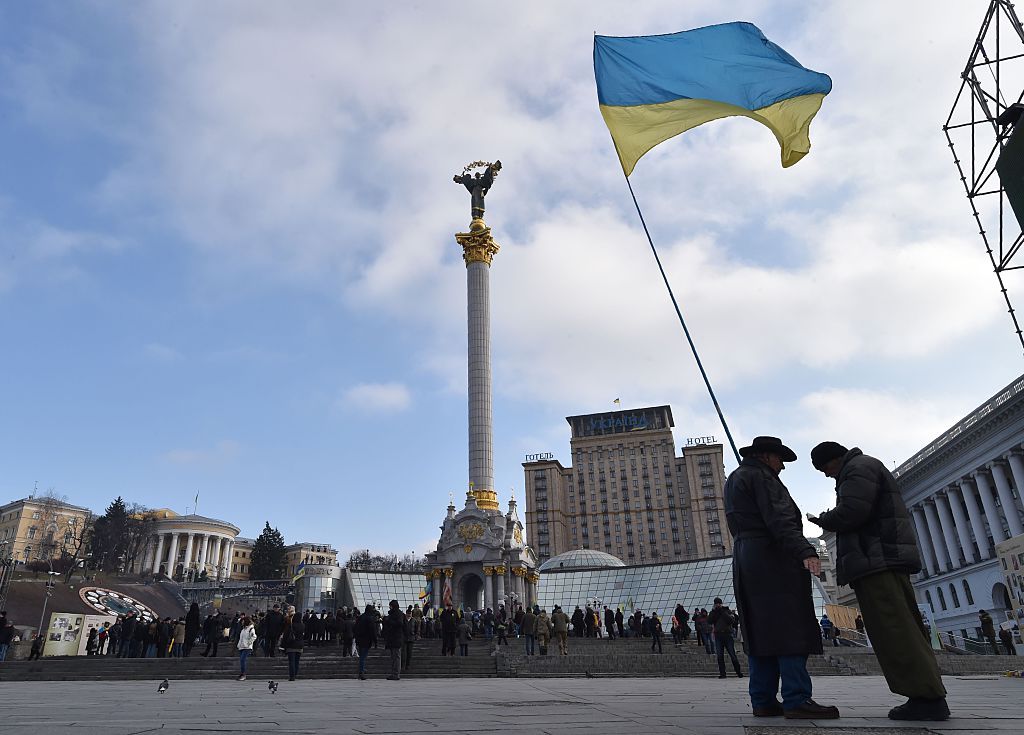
[0,641,500,682]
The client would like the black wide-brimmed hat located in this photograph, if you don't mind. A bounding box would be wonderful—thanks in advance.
[739,436,797,462]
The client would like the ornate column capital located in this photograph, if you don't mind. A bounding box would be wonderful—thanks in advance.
[494,565,506,575]
[483,566,495,576]
[444,568,454,578]
[455,220,500,266]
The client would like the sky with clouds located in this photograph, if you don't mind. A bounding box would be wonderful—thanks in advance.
[1,1,1020,560]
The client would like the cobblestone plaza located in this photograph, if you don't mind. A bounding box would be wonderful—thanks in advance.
[0,676,1018,734]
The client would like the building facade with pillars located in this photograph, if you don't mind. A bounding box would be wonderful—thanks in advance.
[522,406,730,566]
[895,373,1024,642]
[424,491,537,613]
[135,509,240,582]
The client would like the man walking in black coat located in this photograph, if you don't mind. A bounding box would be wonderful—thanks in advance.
[439,603,458,656]
[353,605,378,679]
[382,600,406,680]
[263,604,284,657]
[724,436,839,720]
[201,612,222,657]
[809,442,948,722]
[707,597,742,678]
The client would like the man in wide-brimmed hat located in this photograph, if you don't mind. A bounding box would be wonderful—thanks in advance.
[724,436,839,720]
[807,441,947,722]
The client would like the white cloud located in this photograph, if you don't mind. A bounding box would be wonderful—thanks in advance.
[791,388,965,469]
[94,1,999,414]
[340,382,412,413]
[161,439,242,466]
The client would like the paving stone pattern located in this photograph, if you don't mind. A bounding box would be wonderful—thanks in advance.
[0,674,1018,734]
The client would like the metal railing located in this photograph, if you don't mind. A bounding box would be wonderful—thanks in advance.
[834,626,870,647]
[942,631,994,655]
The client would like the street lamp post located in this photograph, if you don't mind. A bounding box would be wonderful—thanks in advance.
[36,570,59,643]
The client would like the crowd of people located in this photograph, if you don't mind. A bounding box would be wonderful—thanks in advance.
[7,434,1020,723]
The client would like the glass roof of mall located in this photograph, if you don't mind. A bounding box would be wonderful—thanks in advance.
[342,559,828,621]
[537,556,828,620]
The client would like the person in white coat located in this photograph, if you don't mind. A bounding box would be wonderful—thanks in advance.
[237,616,257,681]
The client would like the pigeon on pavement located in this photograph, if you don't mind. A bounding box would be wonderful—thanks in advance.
[158,679,169,693]
[268,681,278,694]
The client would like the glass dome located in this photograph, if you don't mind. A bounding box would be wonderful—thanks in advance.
[538,549,626,572]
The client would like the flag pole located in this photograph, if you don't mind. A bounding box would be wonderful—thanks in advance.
[622,175,741,465]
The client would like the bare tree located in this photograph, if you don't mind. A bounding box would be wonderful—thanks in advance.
[60,513,94,583]
[122,503,153,573]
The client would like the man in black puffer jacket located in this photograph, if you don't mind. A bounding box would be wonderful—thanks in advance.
[808,442,948,722]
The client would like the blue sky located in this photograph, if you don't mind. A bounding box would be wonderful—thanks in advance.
[1,1,1020,559]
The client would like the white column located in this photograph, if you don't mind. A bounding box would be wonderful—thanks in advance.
[225,540,235,578]
[974,470,1007,544]
[946,485,978,565]
[959,478,992,559]
[484,570,493,610]
[935,492,963,569]
[183,533,195,578]
[1007,451,1024,529]
[166,533,180,578]
[152,533,166,574]
[209,537,222,580]
[217,537,228,580]
[989,461,1024,538]
[495,570,505,612]
[913,506,937,575]
[923,501,949,573]
[198,534,210,575]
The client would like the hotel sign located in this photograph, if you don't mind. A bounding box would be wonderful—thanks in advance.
[588,414,648,433]
[685,436,717,446]
[525,452,555,462]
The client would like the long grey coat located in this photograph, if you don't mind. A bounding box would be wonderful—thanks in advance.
[724,458,822,657]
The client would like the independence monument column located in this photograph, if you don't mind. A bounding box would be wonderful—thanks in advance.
[453,160,502,512]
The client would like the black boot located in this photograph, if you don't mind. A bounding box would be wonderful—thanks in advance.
[888,698,950,721]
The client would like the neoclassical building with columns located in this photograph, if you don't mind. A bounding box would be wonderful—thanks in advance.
[134,509,240,582]
[895,372,1024,642]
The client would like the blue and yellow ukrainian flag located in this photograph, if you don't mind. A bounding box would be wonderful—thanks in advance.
[291,560,306,583]
[594,22,832,175]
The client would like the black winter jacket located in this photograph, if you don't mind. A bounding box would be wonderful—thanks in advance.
[382,609,406,649]
[815,448,922,586]
[354,612,378,647]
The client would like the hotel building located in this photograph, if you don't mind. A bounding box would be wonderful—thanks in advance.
[523,405,730,566]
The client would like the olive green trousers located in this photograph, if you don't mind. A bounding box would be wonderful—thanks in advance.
[851,569,946,700]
